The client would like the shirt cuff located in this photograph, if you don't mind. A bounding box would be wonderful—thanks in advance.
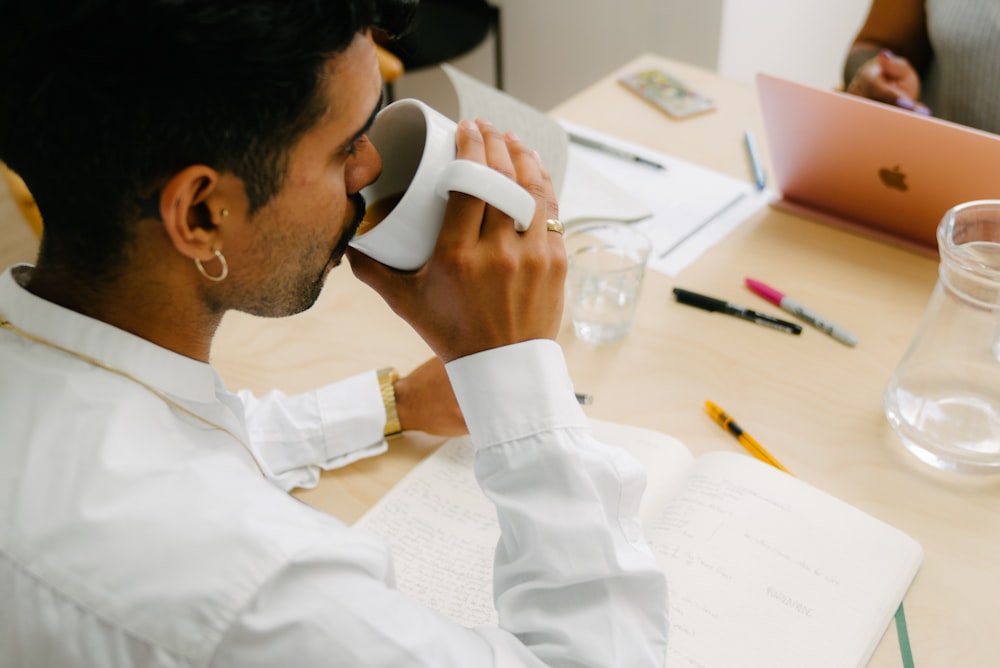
[244,370,388,491]
[445,340,587,450]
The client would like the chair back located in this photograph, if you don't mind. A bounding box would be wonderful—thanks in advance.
[1,164,43,238]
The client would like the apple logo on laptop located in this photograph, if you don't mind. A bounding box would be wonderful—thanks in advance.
[878,165,908,191]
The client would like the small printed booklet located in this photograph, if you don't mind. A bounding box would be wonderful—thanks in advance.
[619,68,717,118]
[355,419,923,668]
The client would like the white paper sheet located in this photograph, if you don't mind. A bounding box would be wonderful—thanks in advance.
[558,120,773,275]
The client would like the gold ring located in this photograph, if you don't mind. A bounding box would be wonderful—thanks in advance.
[545,218,565,235]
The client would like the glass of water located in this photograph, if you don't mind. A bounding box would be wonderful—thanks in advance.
[565,222,652,344]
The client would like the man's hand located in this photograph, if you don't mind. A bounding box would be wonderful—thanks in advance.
[349,118,565,363]
[394,356,467,436]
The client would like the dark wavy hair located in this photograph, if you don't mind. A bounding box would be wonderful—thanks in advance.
[0,0,416,276]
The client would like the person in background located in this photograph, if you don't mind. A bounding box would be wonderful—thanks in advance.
[0,1,668,666]
[843,0,1000,135]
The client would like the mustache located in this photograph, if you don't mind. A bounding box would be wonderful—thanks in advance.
[331,192,367,260]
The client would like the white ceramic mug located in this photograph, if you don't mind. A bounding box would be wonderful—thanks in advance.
[349,98,537,270]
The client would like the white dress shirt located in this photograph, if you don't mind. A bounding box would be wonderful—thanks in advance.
[0,264,668,667]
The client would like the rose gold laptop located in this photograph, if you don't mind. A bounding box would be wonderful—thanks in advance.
[756,73,1000,256]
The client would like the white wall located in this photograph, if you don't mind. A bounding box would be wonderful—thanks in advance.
[717,0,871,89]
[393,0,873,111]
[394,0,719,112]
[495,0,726,111]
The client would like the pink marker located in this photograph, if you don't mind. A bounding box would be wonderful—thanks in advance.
[744,278,858,347]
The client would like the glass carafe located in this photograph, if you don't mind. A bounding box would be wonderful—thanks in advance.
[884,200,1000,474]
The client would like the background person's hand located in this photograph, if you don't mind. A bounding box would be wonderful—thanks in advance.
[846,49,930,115]
[349,118,565,363]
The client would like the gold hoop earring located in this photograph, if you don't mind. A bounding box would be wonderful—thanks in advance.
[195,249,229,282]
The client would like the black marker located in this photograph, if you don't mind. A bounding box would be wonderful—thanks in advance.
[672,288,802,335]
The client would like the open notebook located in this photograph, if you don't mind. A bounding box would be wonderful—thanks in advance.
[757,72,1000,255]
[355,419,922,668]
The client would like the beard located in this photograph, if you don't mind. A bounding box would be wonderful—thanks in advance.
[283,192,367,315]
[216,193,368,319]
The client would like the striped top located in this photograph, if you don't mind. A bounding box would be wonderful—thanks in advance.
[923,0,1000,134]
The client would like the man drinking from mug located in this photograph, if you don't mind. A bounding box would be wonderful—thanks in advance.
[0,1,668,666]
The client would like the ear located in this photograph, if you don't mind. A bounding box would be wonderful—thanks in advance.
[158,165,230,262]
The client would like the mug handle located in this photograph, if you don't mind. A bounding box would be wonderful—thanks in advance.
[435,159,537,232]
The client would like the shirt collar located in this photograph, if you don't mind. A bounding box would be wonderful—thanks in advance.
[0,264,219,403]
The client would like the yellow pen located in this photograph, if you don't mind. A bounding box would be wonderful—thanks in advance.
[704,400,790,473]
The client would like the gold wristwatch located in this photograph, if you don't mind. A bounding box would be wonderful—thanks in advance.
[377,367,403,438]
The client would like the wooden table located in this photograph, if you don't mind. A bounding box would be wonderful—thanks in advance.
[212,55,1000,667]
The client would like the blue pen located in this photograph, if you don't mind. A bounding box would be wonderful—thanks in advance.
[743,130,766,191]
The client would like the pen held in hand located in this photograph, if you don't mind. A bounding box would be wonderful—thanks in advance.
[568,132,665,170]
[672,287,802,335]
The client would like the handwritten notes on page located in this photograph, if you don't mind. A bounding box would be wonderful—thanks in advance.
[353,420,694,629]
[354,441,500,626]
[558,121,773,276]
[354,421,922,667]
[648,452,922,667]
